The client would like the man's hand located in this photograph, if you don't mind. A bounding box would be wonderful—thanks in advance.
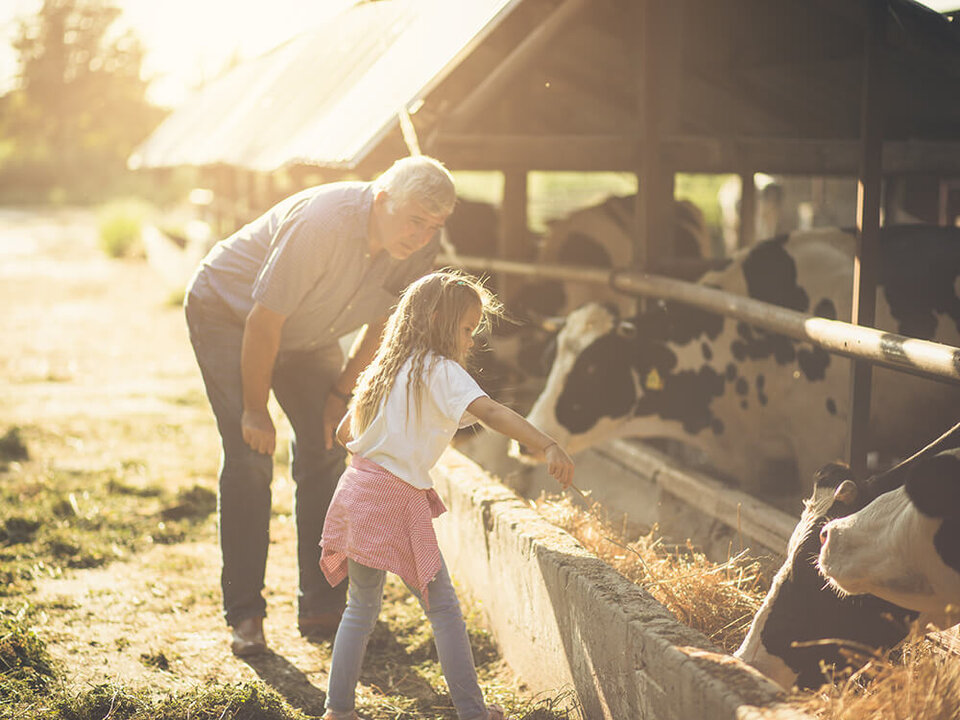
[242,408,276,455]
[240,303,284,456]
[323,393,349,450]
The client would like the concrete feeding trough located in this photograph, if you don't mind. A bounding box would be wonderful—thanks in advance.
[433,447,813,720]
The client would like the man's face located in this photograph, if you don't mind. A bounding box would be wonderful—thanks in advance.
[375,194,448,260]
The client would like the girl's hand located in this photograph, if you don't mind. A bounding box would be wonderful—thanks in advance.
[544,443,574,489]
[335,409,354,448]
[323,392,349,450]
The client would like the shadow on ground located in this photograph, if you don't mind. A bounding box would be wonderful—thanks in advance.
[244,651,328,716]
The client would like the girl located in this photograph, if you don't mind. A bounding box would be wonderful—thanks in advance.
[320,270,574,720]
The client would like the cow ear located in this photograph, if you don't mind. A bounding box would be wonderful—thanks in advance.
[905,453,960,519]
[833,479,858,505]
[540,316,567,334]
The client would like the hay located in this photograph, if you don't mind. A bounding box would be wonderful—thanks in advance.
[794,639,960,720]
[534,491,960,718]
[533,491,765,652]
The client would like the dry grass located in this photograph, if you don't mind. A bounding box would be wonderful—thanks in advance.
[533,491,766,652]
[795,639,960,720]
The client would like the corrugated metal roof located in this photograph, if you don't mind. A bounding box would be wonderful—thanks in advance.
[129,0,519,171]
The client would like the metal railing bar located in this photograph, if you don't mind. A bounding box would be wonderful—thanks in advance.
[436,253,960,384]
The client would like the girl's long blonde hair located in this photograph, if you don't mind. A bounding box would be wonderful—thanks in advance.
[351,270,501,437]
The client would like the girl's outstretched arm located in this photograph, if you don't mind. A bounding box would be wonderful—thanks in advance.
[466,396,574,488]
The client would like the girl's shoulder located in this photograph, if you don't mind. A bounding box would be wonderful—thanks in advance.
[422,352,471,385]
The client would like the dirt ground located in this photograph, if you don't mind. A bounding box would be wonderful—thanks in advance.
[0,208,530,718]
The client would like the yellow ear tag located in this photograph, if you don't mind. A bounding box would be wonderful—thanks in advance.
[645,368,663,391]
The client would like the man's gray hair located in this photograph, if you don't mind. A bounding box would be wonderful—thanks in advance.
[373,155,456,216]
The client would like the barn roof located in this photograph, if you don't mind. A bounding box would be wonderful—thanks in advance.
[130,0,960,175]
[128,0,519,171]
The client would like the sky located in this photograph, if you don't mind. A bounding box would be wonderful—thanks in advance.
[0,0,957,109]
[0,0,356,108]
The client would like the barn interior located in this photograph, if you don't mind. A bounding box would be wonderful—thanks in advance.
[131,0,960,536]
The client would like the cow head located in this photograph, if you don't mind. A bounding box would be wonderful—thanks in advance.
[515,300,728,462]
[819,450,960,622]
[736,462,916,689]
[512,303,646,460]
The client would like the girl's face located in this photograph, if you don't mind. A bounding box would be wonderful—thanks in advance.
[456,300,483,360]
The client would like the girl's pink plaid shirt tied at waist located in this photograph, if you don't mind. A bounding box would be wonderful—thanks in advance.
[320,455,447,608]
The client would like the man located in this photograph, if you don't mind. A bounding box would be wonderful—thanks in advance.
[184,155,455,656]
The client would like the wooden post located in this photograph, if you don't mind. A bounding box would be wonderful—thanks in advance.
[634,0,665,277]
[847,0,885,478]
[499,171,528,299]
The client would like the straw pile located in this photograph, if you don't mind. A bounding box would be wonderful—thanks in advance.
[795,639,960,719]
[534,491,960,718]
[533,491,766,652]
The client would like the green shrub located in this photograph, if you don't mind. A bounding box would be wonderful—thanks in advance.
[97,201,149,258]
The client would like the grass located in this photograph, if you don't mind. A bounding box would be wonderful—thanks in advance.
[0,572,577,720]
[0,610,57,703]
[0,425,216,597]
[0,421,574,719]
[1,678,314,720]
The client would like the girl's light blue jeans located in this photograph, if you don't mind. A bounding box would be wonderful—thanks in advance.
[325,558,487,720]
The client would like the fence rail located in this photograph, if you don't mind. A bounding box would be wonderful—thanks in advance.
[437,253,960,384]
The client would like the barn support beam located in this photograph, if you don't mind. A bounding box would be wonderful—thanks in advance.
[847,0,886,478]
[435,134,960,174]
[634,0,664,274]
[445,0,591,131]
[499,170,528,299]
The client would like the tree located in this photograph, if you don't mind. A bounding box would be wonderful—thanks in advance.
[1,0,166,201]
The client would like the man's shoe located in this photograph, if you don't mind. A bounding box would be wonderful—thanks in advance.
[230,616,267,657]
[298,610,343,639]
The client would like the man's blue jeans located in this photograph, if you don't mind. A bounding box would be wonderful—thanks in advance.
[325,558,487,720]
[185,287,347,627]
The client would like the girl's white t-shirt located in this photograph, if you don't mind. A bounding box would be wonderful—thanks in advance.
[346,352,488,489]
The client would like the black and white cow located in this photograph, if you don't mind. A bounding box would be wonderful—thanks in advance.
[518,226,960,496]
[737,421,960,689]
[515,195,711,321]
[735,462,918,689]
[819,446,960,626]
